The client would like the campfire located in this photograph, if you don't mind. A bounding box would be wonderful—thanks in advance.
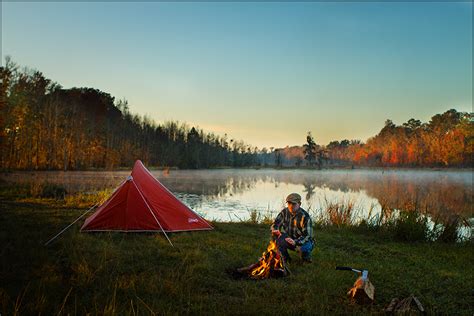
[235,239,290,280]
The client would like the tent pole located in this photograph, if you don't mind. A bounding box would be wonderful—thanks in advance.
[132,180,174,247]
[44,202,100,246]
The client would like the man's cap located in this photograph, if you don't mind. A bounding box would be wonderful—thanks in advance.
[286,193,302,204]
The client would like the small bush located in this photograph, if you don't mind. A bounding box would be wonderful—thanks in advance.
[248,209,259,224]
[436,215,463,243]
[40,184,67,199]
[356,218,381,233]
[29,182,67,200]
[389,210,429,242]
[246,209,274,225]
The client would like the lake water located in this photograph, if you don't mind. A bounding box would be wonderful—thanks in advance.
[2,169,472,230]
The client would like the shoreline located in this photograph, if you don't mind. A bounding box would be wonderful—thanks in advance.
[2,166,473,173]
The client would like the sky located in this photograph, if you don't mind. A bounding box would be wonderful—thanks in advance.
[2,2,472,149]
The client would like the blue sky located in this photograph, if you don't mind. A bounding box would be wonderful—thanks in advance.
[2,2,472,149]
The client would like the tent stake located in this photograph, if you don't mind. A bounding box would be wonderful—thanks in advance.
[132,180,174,247]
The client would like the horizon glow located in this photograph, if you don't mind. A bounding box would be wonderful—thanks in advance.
[2,2,472,149]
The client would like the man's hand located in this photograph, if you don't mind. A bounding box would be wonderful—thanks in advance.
[285,237,295,246]
[271,229,281,237]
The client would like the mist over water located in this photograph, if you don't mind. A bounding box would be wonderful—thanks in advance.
[161,169,472,226]
[3,169,472,226]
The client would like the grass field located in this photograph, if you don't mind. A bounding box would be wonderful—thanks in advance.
[1,195,473,315]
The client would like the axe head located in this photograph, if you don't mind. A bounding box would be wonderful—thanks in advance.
[361,270,369,281]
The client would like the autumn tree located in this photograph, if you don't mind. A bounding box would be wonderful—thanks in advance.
[0,58,260,170]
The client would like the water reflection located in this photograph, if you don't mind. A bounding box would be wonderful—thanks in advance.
[2,169,472,226]
[303,181,317,201]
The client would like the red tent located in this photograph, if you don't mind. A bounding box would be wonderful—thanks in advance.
[81,160,213,234]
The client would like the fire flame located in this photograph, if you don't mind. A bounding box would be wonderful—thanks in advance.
[249,240,286,279]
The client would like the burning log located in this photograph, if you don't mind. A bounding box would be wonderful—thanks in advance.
[235,239,290,280]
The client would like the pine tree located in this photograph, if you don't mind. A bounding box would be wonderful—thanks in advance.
[303,132,317,167]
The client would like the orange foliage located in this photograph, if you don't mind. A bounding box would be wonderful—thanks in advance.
[326,110,472,167]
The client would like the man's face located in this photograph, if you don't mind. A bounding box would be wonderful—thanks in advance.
[287,201,300,213]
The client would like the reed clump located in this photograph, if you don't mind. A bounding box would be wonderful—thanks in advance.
[314,196,471,243]
[246,208,274,225]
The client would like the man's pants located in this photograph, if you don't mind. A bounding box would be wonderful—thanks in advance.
[275,234,314,261]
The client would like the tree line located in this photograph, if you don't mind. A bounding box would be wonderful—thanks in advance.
[1,58,472,170]
[304,109,473,168]
[0,58,259,170]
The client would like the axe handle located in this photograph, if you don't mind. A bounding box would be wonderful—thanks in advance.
[336,266,353,271]
[336,266,362,273]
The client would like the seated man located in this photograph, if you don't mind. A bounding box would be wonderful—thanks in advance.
[271,193,314,263]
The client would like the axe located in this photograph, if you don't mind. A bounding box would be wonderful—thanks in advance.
[336,266,369,280]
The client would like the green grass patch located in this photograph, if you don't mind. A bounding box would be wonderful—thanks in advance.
[0,182,112,209]
[1,198,473,315]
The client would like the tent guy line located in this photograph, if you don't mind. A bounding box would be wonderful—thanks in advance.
[43,179,127,246]
[43,201,99,246]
